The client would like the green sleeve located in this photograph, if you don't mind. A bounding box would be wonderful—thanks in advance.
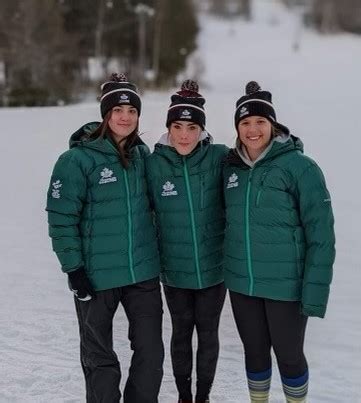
[297,163,335,318]
[46,152,87,273]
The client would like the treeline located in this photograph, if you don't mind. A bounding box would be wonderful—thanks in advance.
[1,0,360,107]
[206,0,361,34]
[283,0,361,34]
[206,0,251,19]
[0,0,198,106]
[309,0,361,34]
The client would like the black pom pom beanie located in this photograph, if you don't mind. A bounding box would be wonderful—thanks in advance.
[234,81,289,134]
[166,80,206,129]
[100,73,141,118]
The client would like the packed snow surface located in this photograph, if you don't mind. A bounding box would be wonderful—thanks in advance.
[1,2,360,402]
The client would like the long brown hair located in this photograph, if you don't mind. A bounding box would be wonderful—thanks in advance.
[271,124,283,138]
[89,111,140,168]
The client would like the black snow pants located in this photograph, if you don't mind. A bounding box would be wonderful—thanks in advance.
[74,277,164,403]
[164,282,226,401]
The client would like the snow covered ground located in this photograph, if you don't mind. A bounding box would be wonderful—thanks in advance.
[1,2,360,402]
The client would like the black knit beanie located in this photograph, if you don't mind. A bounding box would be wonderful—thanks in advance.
[166,80,206,129]
[234,81,289,134]
[100,73,141,118]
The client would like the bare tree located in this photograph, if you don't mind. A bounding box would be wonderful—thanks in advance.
[151,0,165,84]
[209,0,252,19]
[312,0,338,33]
[311,0,361,34]
[239,0,252,20]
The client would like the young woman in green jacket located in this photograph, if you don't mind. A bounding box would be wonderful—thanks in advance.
[147,81,228,403]
[46,74,163,403]
[223,81,335,403]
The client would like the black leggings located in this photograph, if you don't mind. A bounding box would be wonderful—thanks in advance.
[229,291,308,378]
[164,283,226,400]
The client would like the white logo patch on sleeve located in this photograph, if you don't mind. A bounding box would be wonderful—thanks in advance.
[51,180,62,198]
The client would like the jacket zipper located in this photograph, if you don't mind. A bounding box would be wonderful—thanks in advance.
[183,157,202,288]
[105,139,136,282]
[123,170,136,283]
[245,169,254,295]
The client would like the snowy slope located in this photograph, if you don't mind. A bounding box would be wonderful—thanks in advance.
[0,1,360,402]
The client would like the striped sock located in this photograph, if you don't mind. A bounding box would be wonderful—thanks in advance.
[247,368,272,403]
[281,370,309,402]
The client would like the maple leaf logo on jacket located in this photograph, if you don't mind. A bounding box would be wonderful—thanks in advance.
[161,181,178,197]
[51,179,62,198]
[227,173,239,189]
[99,168,117,184]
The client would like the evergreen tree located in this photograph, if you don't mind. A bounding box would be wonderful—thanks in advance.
[0,0,78,106]
[0,0,200,105]
[60,0,153,83]
[156,0,198,86]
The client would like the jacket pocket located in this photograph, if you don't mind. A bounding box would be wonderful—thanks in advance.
[199,174,205,210]
[256,188,263,207]
[83,221,93,272]
[133,162,140,195]
[293,230,302,277]
[256,171,268,207]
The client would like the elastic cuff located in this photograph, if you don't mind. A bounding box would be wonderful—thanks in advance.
[247,368,272,402]
[282,370,309,401]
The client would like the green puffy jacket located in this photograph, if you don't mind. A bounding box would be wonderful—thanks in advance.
[223,135,335,318]
[147,137,228,289]
[46,122,160,291]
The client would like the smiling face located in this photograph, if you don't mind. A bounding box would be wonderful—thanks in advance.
[169,121,202,155]
[108,105,138,142]
[237,115,273,161]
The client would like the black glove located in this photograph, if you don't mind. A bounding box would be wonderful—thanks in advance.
[67,267,96,301]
